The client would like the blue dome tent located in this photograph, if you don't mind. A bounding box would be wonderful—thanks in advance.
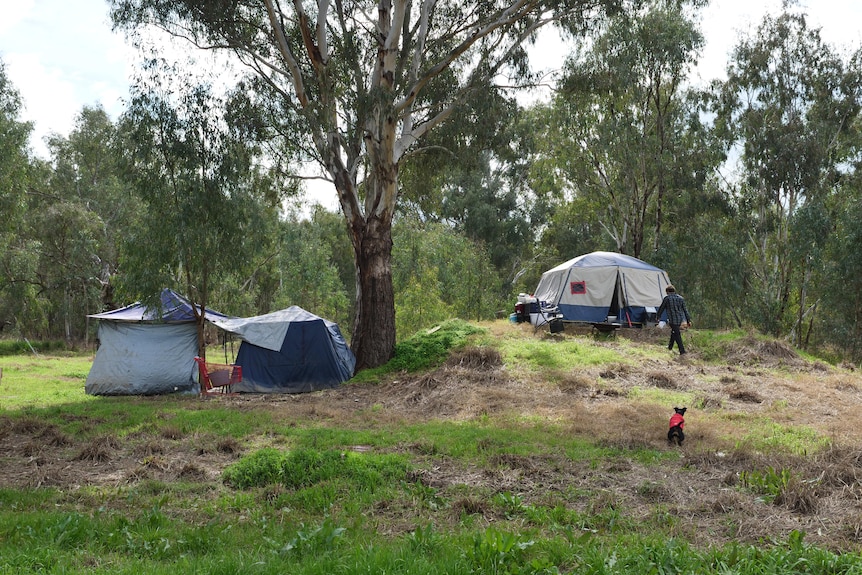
[209,306,355,393]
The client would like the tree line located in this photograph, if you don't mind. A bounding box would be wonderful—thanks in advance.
[2,1,862,364]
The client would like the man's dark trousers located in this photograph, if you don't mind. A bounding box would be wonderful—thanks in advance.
[669,323,686,354]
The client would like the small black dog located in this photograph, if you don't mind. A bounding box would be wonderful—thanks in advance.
[667,407,687,446]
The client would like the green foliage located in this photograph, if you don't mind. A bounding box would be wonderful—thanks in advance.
[0,339,69,356]
[714,9,862,339]
[386,319,485,373]
[501,338,626,371]
[652,188,747,331]
[222,447,409,492]
[739,467,792,504]
[220,447,285,489]
[117,74,277,348]
[395,272,449,340]
[393,218,506,336]
[821,193,862,362]
[494,492,530,520]
[551,0,712,258]
[40,106,135,338]
[0,59,31,225]
[683,329,750,362]
[466,528,543,575]
[0,68,122,342]
[272,211,352,331]
[280,449,408,490]
[736,421,827,456]
[275,516,347,559]
[398,86,541,290]
[406,522,443,553]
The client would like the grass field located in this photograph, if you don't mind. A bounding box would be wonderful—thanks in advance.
[2,321,862,573]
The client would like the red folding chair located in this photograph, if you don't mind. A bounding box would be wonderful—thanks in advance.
[194,356,242,396]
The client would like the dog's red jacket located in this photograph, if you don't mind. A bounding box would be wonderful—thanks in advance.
[669,413,685,429]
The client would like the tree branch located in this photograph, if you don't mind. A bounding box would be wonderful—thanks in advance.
[264,0,309,106]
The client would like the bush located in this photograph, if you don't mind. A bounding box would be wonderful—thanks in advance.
[282,448,407,490]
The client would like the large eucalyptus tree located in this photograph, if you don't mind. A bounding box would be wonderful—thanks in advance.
[551,0,708,258]
[714,9,862,337]
[108,0,620,370]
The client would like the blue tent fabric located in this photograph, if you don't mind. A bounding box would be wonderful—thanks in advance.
[209,306,355,394]
[88,288,230,322]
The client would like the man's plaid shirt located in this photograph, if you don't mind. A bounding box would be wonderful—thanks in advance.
[658,293,690,325]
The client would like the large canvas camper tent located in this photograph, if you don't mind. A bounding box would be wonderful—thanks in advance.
[85,289,230,395]
[209,306,355,394]
[534,251,671,325]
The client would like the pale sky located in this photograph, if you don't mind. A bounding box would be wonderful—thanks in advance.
[1,0,131,154]
[2,0,861,171]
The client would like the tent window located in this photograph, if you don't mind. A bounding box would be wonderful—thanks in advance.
[570,281,586,295]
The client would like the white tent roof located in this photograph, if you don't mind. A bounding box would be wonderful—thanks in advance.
[208,306,338,352]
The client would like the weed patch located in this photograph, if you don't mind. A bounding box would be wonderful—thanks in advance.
[222,447,409,492]
[352,320,485,380]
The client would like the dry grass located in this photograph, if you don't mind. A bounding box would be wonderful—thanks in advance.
[5,326,862,549]
[445,346,503,369]
[75,434,121,462]
[725,386,763,403]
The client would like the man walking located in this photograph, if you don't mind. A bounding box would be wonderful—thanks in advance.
[657,285,692,355]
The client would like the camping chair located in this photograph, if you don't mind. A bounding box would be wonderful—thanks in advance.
[194,356,242,396]
[533,302,564,334]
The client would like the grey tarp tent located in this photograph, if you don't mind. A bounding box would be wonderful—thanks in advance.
[85,289,230,395]
[533,251,671,325]
[209,306,355,394]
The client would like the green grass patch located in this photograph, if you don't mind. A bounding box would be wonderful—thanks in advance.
[627,386,695,408]
[3,329,862,573]
[721,415,829,455]
[222,447,410,490]
[501,339,627,371]
[0,339,70,356]
[352,319,485,382]
[685,329,750,361]
[739,466,793,504]
[0,353,95,410]
[741,424,828,456]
